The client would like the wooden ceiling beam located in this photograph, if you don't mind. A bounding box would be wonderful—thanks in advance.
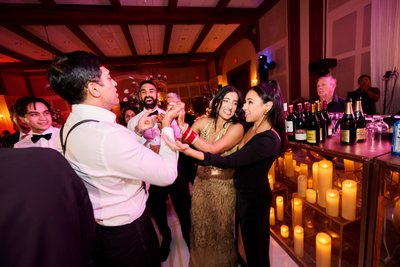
[120,24,138,58]
[0,45,36,64]
[3,25,63,56]
[66,25,106,60]
[163,24,173,57]
[190,24,213,54]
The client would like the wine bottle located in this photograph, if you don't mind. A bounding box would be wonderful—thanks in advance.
[303,101,310,126]
[322,100,332,138]
[306,103,320,145]
[340,100,357,144]
[354,97,366,142]
[286,104,296,141]
[294,103,307,143]
[283,102,288,119]
[316,101,327,142]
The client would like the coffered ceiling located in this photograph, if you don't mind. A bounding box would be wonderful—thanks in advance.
[0,0,278,75]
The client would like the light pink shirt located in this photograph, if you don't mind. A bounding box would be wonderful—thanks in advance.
[14,126,60,149]
[56,104,178,226]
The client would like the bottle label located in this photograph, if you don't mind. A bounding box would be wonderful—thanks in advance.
[328,126,332,136]
[341,129,350,143]
[286,121,294,133]
[356,128,366,141]
[295,129,307,141]
[307,130,317,143]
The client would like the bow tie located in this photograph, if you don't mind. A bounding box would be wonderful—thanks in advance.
[31,133,52,143]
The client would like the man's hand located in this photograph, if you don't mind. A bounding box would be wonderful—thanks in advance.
[136,111,157,135]
[162,102,185,128]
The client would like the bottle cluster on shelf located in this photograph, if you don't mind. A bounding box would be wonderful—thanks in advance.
[284,97,367,145]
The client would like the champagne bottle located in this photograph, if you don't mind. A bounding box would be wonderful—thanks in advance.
[306,103,320,145]
[286,104,296,141]
[303,101,310,126]
[316,101,327,142]
[354,97,366,142]
[294,103,307,143]
[340,100,357,144]
[322,100,332,138]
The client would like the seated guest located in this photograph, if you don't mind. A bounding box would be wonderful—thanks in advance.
[13,97,59,149]
[0,147,95,267]
[0,98,31,148]
[317,74,345,112]
[119,105,140,127]
[347,74,380,114]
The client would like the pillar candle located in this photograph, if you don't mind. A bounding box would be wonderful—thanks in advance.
[306,189,317,204]
[316,232,331,267]
[268,160,276,184]
[268,174,274,190]
[325,189,339,217]
[312,162,319,190]
[278,156,284,176]
[295,165,301,178]
[293,159,297,170]
[276,196,284,221]
[294,225,304,257]
[300,163,308,177]
[317,160,333,208]
[297,174,307,197]
[342,179,357,221]
[308,178,313,188]
[284,151,294,178]
[280,225,289,238]
[292,197,303,227]
[270,207,276,226]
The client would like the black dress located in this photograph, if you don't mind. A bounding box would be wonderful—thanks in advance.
[203,129,281,267]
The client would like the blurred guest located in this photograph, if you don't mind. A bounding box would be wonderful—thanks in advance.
[47,51,182,267]
[0,98,31,148]
[0,147,95,267]
[13,97,59,149]
[120,105,140,127]
[317,74,345,112]
[347,74,380,114]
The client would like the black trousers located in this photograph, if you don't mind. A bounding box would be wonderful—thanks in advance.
[93,209,160,267]
[147,159,192,247]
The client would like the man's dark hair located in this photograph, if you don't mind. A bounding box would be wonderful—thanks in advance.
[139,79,158,91]
[47,51,102,105]
[357,74,371,84]
[14,96,52,117]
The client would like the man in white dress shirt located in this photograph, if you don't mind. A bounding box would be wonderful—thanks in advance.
[13,97,59,149]
[47,50,182,267]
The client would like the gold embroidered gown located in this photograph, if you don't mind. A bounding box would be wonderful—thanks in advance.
[189,121,237,267]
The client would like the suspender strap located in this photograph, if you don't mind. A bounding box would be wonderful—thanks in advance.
[60,119,99,155]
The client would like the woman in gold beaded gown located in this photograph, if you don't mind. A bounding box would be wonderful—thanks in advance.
[178,86,244,267]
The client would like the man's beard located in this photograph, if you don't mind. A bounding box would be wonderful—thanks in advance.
[142,96,158,109]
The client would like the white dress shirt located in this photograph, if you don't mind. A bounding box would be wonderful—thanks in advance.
[56,104,178,226]
[14,126,60,149]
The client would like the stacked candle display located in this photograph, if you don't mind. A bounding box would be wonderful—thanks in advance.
[300,163,308,177]
[326,189,339,217]
[284,151,294,178]
[342,179,357,220]
[306,189,317,204]
[317,159,333,208]
[270,207,276,226]
[268,174,274,190]
[281,225,289,238]
[312,162,319,190]
[297,174,307,197]
[268,160,276,185]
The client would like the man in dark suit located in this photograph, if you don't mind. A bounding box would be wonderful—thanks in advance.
[0,148,96,267]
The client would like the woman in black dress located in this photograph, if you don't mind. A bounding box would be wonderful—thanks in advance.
[164,81,286,267]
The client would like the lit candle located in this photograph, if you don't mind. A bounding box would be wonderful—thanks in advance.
[344,159,355,179]
[293,159,297,170]
[306,189,317,204]
[268,160,276,185]
[300,163,308,177]
[280,225,289,238]
[295,165,301,178]
[312,162,319,190]
[294,225,304,257]
[342,179,357,221]
[268,174,274,190]
[270,207,276,226]
[292,197,303,227]
[326,189,339,217]
[316,232,331,267]
[297,174,307,197]
[308,178,313,189]
[276,196,284,221]
[317,160,333,208]
[278,157,284,176]
[284,151,294,178]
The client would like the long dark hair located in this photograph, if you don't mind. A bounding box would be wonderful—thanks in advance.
[250,81,286,155]
[209,85,244,127]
